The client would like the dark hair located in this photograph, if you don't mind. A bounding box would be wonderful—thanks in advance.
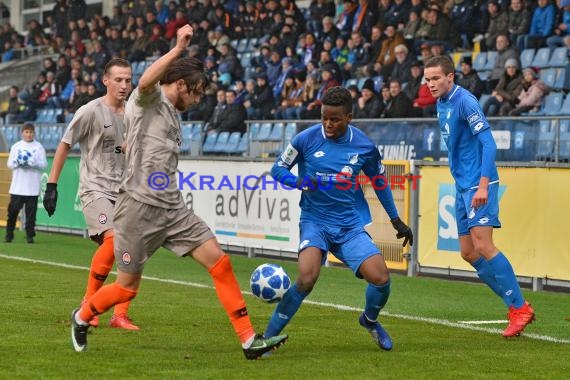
[104,57,131,75]
[321,86,352,114]
[425,55,455,75]
[22,122,35,132]
[159,57,210,92]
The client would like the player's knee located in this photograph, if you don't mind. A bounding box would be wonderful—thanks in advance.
[295,274,318,293]
[367,272,390,286]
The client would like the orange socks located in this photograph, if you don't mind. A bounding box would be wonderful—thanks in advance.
[209,254,255,344]
[84,235,115,299]
[80,283,137,322]
[84,234,132,317]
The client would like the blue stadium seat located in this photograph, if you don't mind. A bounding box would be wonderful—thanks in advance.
[548,47,568,67]
[531,47,551,68]
[253,122,273,141]
[357,77,368,90]
[229,39,238,50]
[236,131,249,154]
[212,131,230,152]
[520,48,536,69]
[472,52,486,72]
[538,119,552,133]
[540,68,557,88]
[553,68,566,91]
[536,131,555,160]
[557,93,570,115]
[372,75,383,92]
[246,38,258,52]
[202,132,218,153]
[180,137,190,154]
[559,132,570,161]
[237,38,249,53]
[267,122,284,141]
[539,92,564,115]
[224,131,242,153]
[560,118,570,132]
[248,122,260,138]
[191,123,202,141]
[284,122,297,142]
[344,78,358,88]
[479,94,490,109]
[240,52,252,68]
[484,51,497,71]
[35,109,48,123]
[478,70,490,81]
[182,123,193,140]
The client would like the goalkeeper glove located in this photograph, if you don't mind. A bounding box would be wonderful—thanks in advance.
[43,183,58,217]
[391,217,413,247]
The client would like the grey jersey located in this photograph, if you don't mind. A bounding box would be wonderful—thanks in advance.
[61,97,125,207]
[120,85,183,208]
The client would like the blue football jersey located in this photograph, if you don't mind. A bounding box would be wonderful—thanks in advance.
[437,85,499,191]
[272,124,398,227]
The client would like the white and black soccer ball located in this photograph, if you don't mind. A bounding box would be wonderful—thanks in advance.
[16,149,32,167]
[250,263,291,303]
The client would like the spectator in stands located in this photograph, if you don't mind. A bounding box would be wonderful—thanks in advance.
[234,79,248,105]
[379,84,391,117]
[365,25,385,69]
[336,0,357,40]
[353,78,383,118]
[507,0,531,47]
[186,83,218,122]
[308,0,336,37]
[301,32,323,68]
[52,0,70,39]
[384,79,413,118]
[388,44,413,85]
[5,123,47,244]
[245,72,275,120]
[456,56,484,99]
[546,1,570,49]
[344,31,369,78]
[403,9,421,44]
[331,35,350,67]
[429,41,446,58]
[505,67,549,116]
[282,71,309,120]
[319,50,343,82]
[488,34,520,93]
[303,63,340,119]
[49,67,80,109]
[369,24,405,79]
[404,60,423,102]
[273,57,296,99]
[320,16,340,44]
[212,90,247,134]
[483,0,509,51]
[385,0,411,27]
[1,86,25,124]
[352,0,378,38]
[68,0,86,22]
[483,58,524,115]
[347,83,360,110]
[61,81,98,123]
[450,0,476,49]
[274,72,297,118]
[414,8,432,43]
[419,42,434,62]
[517,0,556,51]
[424,5,457,52]
[295,73,319,119]
[205,89,227,133]
[217,42,243,86]
[237,1,262,38]
[411,76,437,117]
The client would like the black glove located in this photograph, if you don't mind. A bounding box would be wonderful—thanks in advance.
[391,217,413,247]
[295,177,319,191]
[43,182,58,217]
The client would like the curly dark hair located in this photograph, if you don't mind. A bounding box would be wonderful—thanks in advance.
[321,86,352,114]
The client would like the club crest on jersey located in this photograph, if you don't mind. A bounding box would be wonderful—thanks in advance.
[340,166,353,176]
[98,213,108,224]
[121,251,131,265]
[348,153,359,164]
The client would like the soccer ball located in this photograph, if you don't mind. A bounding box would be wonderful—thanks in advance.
[16,150,32,167]
[250,263,291,303]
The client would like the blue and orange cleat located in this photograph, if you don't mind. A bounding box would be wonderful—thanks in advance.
[359,313,393,351]
[503,301,535,337]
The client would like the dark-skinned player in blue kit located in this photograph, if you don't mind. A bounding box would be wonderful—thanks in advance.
[264,86,413,351]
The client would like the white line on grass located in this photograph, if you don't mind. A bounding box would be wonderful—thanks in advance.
[2,254,569,345]
[458,320,508,325]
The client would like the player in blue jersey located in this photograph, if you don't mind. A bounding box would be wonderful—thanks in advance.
[264,86,413,351]
[424,55,535,337]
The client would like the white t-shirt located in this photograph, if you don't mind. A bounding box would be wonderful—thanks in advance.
[7,139,47,196]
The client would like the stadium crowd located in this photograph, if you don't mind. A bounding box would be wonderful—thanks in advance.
[1,0,570,133]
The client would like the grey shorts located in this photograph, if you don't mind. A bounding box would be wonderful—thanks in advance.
[83,197,115,238]
[113,193,215,274]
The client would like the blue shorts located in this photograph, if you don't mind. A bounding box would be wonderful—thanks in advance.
[455,182,501,236]
[298,220,380,278]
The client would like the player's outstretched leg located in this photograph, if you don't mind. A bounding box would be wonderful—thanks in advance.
[242,334,289,360]
[359,281,392,350]
[70,308,89,352]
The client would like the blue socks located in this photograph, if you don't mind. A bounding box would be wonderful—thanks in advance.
[364,280,391,322]
[471,256,505,302]
[488,253,525,308]
[264,283,308,338]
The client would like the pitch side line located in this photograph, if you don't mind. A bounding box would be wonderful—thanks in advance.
[458,320,509,324]
[2,254,569,345]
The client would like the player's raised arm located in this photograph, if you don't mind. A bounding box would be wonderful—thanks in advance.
[138,24,193,94]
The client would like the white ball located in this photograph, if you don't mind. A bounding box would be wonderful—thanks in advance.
[250,263,291,303]
[17,150,32,167]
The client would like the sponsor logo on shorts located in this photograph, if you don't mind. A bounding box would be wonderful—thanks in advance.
[98,213,107,224]
[478,217,490,224]
[299,239,309,250]
[468,208,475,219]
[122,251,131,265]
